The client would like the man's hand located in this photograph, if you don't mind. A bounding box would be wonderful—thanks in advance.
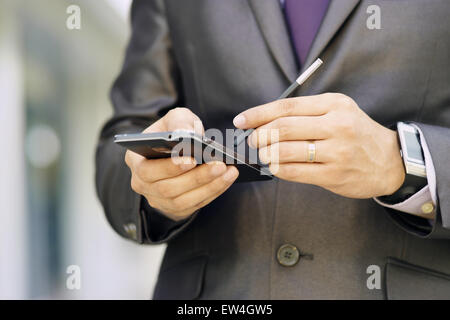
[233,93,405,199]
[125,108,239,221]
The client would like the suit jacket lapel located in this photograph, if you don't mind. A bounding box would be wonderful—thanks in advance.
[248,0,298,82]
[302,0,361,72]
[248,0,361,81]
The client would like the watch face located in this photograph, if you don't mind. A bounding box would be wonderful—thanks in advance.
[404,131,425,163]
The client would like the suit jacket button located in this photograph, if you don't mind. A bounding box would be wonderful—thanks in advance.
[277,244,300,267]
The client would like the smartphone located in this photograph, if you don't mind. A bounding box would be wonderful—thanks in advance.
[114,131,272,182]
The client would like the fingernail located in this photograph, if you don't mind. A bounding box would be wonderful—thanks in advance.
[223,167,238,182]
[211,163,226,176]
[233,114,246,128]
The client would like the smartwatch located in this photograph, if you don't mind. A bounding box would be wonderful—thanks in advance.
[379,122,427,204]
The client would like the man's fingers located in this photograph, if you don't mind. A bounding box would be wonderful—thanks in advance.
[259,140,333,164]
[269,163,330,186]
[134,156,197,182]
[233,94,332,129]
[248,116,330,148]
[184,181,236,212]
[164,107,204,135]
[142,117,167,133]
[143,107,205,135]
[148,162,227,198]
[176,173,240,216]
[170,166,239,212]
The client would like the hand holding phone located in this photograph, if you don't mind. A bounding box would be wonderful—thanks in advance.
[124,108,239,222]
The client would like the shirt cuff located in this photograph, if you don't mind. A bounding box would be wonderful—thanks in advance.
[374,125,437,219]
[140,197,197,243]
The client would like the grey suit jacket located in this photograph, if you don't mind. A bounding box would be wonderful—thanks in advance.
[95,0,450,299]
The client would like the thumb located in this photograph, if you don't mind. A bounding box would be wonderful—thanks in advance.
[142,117,167,133]
[165,108,204,135]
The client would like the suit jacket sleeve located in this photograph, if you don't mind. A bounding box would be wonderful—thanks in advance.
[386,122,450,240]
[95,0,194,244]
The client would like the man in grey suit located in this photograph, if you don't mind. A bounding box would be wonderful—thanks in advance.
[96,0,450,299]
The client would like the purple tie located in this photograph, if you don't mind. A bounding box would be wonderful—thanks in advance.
[284,0,330,67]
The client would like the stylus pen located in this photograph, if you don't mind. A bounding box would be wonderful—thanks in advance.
[234,58,323,147]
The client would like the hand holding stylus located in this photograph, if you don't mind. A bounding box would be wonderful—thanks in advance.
[234,58,323,146]
[233,93,405,199]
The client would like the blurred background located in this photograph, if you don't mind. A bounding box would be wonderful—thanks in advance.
[0,0,165,299]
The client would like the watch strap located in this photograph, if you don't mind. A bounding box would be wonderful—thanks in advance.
[378,173,427,205]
